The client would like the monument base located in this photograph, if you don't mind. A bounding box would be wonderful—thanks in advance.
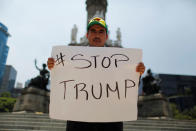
[138,93,172,118]
[13,87,50,113]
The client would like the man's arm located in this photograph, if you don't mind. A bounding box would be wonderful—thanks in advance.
[35,59,41,71]
[136,62,145,76]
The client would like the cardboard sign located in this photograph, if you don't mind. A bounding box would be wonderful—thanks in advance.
[49,46,142,122]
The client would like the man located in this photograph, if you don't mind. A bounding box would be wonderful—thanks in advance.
[47,17,145,131]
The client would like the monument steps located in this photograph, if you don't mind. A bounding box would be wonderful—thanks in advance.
[0,113,196,131]
[0,124,66,131]
[0,113,49,117]
[0,129,48,131]
[1,119,196,128]
[0,121,65,127]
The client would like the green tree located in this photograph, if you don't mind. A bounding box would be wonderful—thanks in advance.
[0,92,16,112]
[170,103,196,120]
[183,106,196,119]
[0,92,11,97]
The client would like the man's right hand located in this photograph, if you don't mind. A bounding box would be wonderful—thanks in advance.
[47,58,55,70]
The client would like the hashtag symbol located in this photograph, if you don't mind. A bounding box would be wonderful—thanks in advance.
[55,52,65,66]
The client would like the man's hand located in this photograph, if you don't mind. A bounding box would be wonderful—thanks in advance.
[47,58,55,70]
[136,62,145,76]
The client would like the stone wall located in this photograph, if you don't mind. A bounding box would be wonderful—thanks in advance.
[13,87,50,113]
[138,93,172,118]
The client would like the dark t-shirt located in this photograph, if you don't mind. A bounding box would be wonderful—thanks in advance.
[66,121,123,131]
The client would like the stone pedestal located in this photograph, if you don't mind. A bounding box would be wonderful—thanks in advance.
[138,93,172,118]
[13,87,50,113]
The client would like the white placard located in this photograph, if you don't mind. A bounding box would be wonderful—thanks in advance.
[49,46,142,122]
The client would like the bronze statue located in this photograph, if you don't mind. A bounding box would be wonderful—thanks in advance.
[142,69,160,95]
[28,59,50,91]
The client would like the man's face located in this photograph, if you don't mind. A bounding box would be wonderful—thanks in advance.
[86,24,108,47]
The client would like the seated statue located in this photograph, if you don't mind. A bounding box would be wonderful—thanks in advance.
[142,69,160,95]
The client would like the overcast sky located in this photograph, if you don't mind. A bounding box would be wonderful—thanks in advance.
[0,0,196,86]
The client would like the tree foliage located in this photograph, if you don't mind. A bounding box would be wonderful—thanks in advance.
[170,103,196,120]
[0,92,11,97]
[0,92,16,112]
